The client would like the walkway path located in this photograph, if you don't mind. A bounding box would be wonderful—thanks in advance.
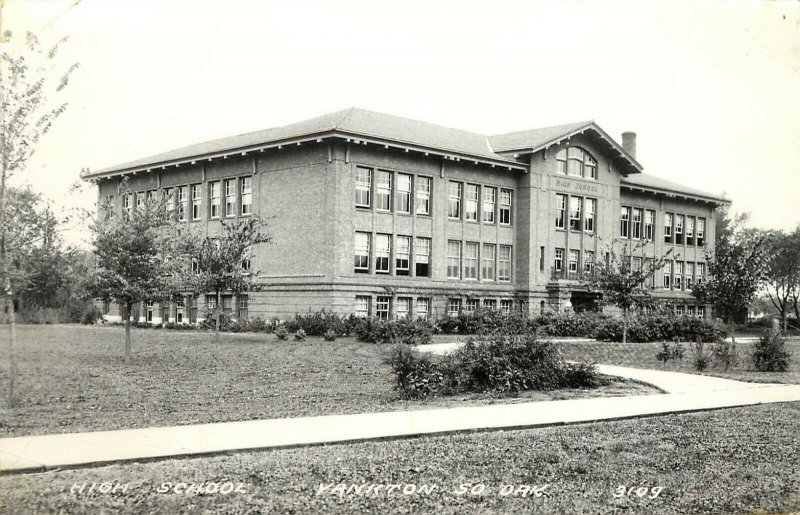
[1,349,798,473]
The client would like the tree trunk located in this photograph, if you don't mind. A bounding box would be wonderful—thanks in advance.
[125,302,132,363]
[728,321,737,363]
[215,291,221,341]
[622,306,628,344]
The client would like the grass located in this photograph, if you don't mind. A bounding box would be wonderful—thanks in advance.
[0,325,653,437]
[0,401,797,514]
[558,339,800,384]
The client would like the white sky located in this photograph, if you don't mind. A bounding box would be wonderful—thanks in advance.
[6,0,800,247]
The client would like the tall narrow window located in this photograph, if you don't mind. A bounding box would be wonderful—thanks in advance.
[482,243,496,280]
[376,296,390,320]
[675,215,684,244]
[584,198,595,233]
[585,153,597,179]
[644,210,655,240]
[136,192,145,212]
[620,206,631,238]
[567,147,584,177]
[686,216,695,246]
[447,240,461,279]
[498,245,511,282]
[238,295,248,320]
[555,194,567,229]
[354,232,370,273]
[395,298,411,320]
[448,181,462,219]
[632,208,642,239]
[569,196,582,231]
[483,299,496,310]
[569,250,580,273]
[163,188,174,218]
[465,184,479,221]
[483,186,496,224]
[675,261,684,290]
[123,194,132,216]
[686,262,695,289]
[241,248,251,273]
[554,248,564,271]
[375,234,390,273]
[191,184,202,220]
[463,242,478,280]
[696,262,705,285]
[355,296,370,317]
[415,237,431,277]
[584,250,595,274]
[224,179,236,217]
[499,189,512,225]
[396,173,412,213]
[104,195,115,220]
[539,246,545,272]
[556,149,567,174]
[416,176,431,215]
[240,176,252,215]
[663,262,672,288]
[697,218,706,246]
[177,186,188,221]
[356,167,371,208]
[209,182,220,219]
[395,235,411,275]
[664,213,673,243]
[376,171,392,211]
[416,298,430,320]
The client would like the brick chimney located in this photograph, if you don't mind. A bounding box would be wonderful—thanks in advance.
[622,131,637,159]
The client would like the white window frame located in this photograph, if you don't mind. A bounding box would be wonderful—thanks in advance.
[482,186,496,224]
[191,184,202,220]
[498,245,512,282]
[465,184,479,222]
[374,233,391,274]
[463,242,479,280]
[356,167,372,208]
[448,181,462,219]
[447,240,461,279]
[240,176,252,215]
[224,178,236,217]
[210,182,221,219]
[482,243,496,281]
[499,189,512,225]
[416,176,431,215]
[354,232,370,273]
[396,173,412,214]
[415,237,431,277]
[375,170,392,211]
[395,235,411,275]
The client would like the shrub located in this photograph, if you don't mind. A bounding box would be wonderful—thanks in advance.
[354,318,433,345]
[693,341,712,371]
[656,340,685,365]
[199,311,235,331]
[80,305,103,325]
[324,329,337,341]
[275,326,289,341]
[293,329,307,341]
[712,340,738,371]
[532,312,602,338]
[384,345,445,399]
[292,309,349,336]
[435,309,528,336]
[595,313,724,343]
[752,330,791,372]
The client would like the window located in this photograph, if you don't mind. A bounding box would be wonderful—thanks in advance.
[206,295,216,310]
[354,232,370,273]
[146,301,154,323]
[123,194,132,216]
[584,250,595,273]
[686,262,695,289]
[240,177,252,215]
[448,182,462,219]
[620,206,631,238]
[664,213,673,243]
[395,235,411,276]
[191,184,202,220]
[686,216,695,245]
[633,256,642,272]
[498,245,511,282]
[447,240,461,279]
[376,171,392,210]
[375,234,390,274]
[554,248,564,271]
[210,182,221,218]
[163,188,174,217]
[687,305,696,317]
[396,297,411,320]
[356,167,372,207]
[698,306,706,319]
[241,248,251,273]
[237,295,248,320]
[355,296,370,318]
[415,237,431,277]
[222,295,233,314]
[483,299,497,310]
[675,215,684,244]
[464,242,479,280]
[675,261,684,290]
[416,298,430,320]
[697,218,706,246]
[663,262,672,288]
[696,263,705,285]
[224,179,236,217]
[102,300,110,315]
[500,299,513,312]
[556,147,597,179]
[103,195,115,220]
[540,246,545,272]
[584,198,595,233]
[499,189,512,225]
[396,174,412,213]
[136,192,145,212]
[465,184,479,221]
[447,298,461,317]
[569,249,579,273]
[176,298,185,324]
[483,186,496,224]
[416,176,431,215]
[376,296,391,320]
[555,194,567,229]
[177,186,188,221]
[466,298,479,312]
[644,210,655,240]
[569,196,582,231]
[675,305,685,316]
[191,259,200,276]
[482,244,496,280]
[632,208,642,239]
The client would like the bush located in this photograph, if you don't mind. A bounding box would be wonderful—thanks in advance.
[293,329,306,341]
[712,340,738,371]
[435,309,528,336]
[80,305,103,325]
[693,341,712,371]
[354,318,433,345]
[656,340,685,365]
[532,312,602,338]
[384,345,445,399]
[595,313,724,343]
[275,326,289,341]
[291,309,350,336]
[324,329,337,341]
[752,330,791,372]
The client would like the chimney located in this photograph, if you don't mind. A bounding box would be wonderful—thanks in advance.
[621,131,637,159]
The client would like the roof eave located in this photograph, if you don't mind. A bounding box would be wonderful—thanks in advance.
[620,183,730,206]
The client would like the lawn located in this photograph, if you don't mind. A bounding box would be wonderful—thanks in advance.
[558,339,800,384]
[0,401,797,514]
[0,325,653,437]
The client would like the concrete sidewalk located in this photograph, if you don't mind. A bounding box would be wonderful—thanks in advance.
[1,355,798,473]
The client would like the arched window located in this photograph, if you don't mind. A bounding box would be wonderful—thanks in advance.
[556,147,597,180]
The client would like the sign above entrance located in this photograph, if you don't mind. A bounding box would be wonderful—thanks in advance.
[553,178,602,195]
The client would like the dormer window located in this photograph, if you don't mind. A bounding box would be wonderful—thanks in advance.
[556,147,597,180]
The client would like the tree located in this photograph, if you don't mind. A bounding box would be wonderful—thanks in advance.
[764,228,800,330]
[694,215,770,349]
[185,216,271,339]
[589,240,672,344]
[89,194,192,362]
[1,29,78,406]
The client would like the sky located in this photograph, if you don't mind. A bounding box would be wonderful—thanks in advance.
[5,0,800,247]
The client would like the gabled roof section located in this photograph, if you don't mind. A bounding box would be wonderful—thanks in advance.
[622,173,729,204]
[489,120,644,175]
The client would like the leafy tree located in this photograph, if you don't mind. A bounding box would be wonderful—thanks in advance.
[763,227,800,330]
[89,194,192,362]
[589,239,672,344]
[1,30,78,406]
[185,217,271,339]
